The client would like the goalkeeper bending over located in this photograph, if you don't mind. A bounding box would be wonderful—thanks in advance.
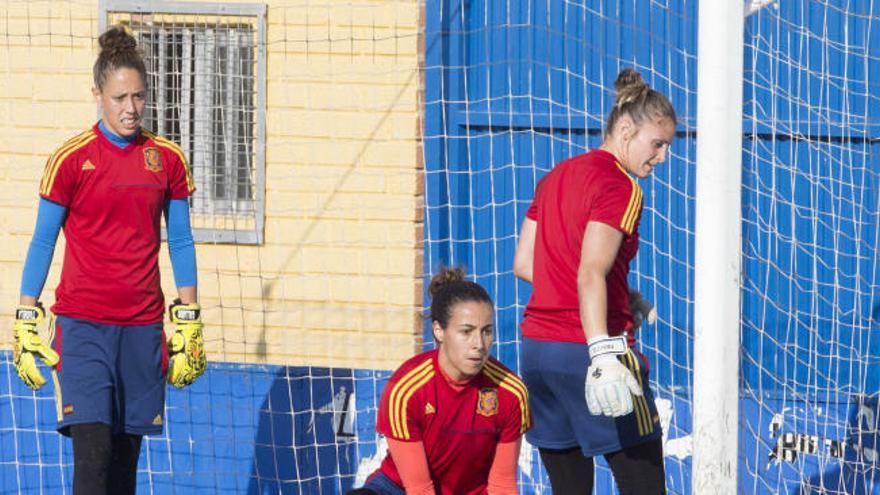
[513,68,676,495]
[13,25,205,495]
[349,267,531,495]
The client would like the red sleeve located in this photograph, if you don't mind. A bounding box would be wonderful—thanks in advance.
[486,439,521,495]
[165,146,195,199]
[376,369,428,442]
[387,439,436,494]
[526,200,538,220]
[498,387,530,443]
[589,178,643,235]
[525,175,548,221]
[39,146,83,207]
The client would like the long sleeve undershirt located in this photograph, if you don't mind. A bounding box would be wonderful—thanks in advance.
[20,121,197,298]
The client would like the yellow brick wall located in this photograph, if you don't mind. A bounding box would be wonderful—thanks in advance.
[0,0,423,370]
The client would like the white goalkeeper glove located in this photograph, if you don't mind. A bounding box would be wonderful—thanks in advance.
[584,334,642,417]
[628,289,657,331]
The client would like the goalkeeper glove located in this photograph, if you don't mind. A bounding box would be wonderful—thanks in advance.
[628,289,657,331]
[12,304,59,390]
[166,299,206,388]
[584,334,642,417]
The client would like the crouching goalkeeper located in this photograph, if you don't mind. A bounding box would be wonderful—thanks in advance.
[12,25,206,495]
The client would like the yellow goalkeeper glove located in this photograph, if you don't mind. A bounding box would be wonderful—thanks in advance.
[12,304,59,390]
[166,299,206,388]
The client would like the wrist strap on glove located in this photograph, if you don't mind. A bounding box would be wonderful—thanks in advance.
[588,334,627,360]
[15,304,45,324]
[170,300,201,323]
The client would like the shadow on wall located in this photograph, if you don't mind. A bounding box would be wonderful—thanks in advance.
[247,366,391,495]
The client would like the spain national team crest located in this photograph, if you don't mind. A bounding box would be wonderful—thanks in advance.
[143,147,163,172]
[477,387,499,417]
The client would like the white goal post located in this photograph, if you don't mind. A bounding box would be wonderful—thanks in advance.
[693,0,745,492]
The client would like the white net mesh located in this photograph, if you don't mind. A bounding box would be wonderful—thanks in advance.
[4,0,878,494]
[421,0,697,492]
[1,1,419,493]
[741,2,880,493]
[0,1,699,493]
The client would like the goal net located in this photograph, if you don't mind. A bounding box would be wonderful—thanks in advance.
[1,1,420,493]
[741,2,880,493]
[422,0,697,492]
[2,0,877,494]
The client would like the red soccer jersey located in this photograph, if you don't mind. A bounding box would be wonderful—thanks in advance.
[521,148,643,345]
[39,124,195,325]
[375,350,531,495]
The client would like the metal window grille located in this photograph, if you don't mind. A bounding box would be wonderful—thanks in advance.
[102,1,267,244]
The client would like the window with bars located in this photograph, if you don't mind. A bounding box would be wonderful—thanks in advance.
[104,2,267,244]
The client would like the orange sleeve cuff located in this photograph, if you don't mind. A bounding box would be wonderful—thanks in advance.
[486,439,521,495]
[387,438,436,495]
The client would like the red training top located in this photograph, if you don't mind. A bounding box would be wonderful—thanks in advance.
[521,148,643,346]
[39,124,195,325]
[375,350,531,495]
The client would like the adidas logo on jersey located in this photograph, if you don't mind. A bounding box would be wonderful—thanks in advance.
[152,414,163,425]
[81,159,95,171]
[424,402,436,415]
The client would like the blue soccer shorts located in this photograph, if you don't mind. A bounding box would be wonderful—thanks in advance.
[51,315,168,436]
[358,472,405,495]
[520,336,662,456]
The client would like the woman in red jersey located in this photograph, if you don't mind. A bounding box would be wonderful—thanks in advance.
[513,68,676,494]
[11,26,205,494]
[349,267,531,495]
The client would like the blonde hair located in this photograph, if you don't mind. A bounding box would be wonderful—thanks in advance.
[605,68,676,137]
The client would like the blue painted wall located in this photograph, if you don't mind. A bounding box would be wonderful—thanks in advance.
[422,1,697,491]
[423,0,880,493]
[0,356,390,494]
[4,1,880,494]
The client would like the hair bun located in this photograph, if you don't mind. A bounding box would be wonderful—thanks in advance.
[427,266,466,299]
[603,68,676,137]
[93,25,146,91]
[614,68,649,109]
[98,25,138,58]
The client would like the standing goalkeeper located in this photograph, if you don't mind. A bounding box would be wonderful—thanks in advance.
[513,68,676,494]
[12,25,205,494]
